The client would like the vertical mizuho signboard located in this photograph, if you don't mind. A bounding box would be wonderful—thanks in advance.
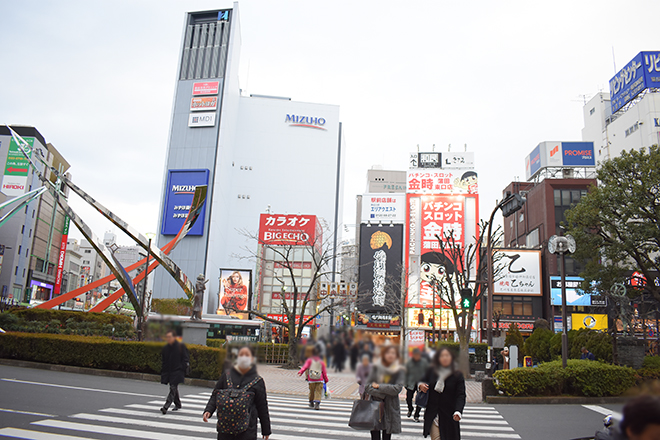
[161,169,209,236]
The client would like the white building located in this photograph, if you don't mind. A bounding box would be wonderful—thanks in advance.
[582,91,660,162]
[153,5,346,315]
[62,238,82,295]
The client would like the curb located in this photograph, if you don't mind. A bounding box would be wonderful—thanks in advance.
[486,395,629,404]
[0,358,216,388]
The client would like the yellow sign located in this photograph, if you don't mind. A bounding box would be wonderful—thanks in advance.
[571,313,608,330]
[406,308,479,331]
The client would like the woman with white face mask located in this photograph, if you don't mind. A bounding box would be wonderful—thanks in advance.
[203,346,272,440]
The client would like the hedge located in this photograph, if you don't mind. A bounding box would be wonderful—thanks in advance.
[0,332,226,380]
[435,342,489,363]
[0,310,136,339]
[151,298,192,316]
[494,359,635,397]
[643,355,660,369]
[3,308,133,325]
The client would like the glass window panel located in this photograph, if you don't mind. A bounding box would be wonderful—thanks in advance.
[513,302,524,315]
[562,190,571,206]
[554,190,561,206]
[571,190,580,204]
[502,302,513,315]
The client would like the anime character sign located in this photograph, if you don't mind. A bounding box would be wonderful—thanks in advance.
[453,171,478,194]
[419,251,460,308]
[218,270,251,314]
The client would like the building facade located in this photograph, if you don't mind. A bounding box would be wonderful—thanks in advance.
[153,5,345,316]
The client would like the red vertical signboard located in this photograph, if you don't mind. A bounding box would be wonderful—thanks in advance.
[53,216,70,296]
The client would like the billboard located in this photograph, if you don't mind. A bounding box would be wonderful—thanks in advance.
[550,276,592,306]
[160,169,209,236]
[610,51,660,113]
[217,269,251,316]
[406,308,479,331]
[188,112,216,127]
[357,224,403,313]
[409,152,475,169]
[258,214,320,247]
[53,216,70,296]
[2,136,33,197]
[571,313,608,331]
[192,81,220,95]
[361,193,405,223]
[494,249,542,296]
[407,169,478,194]
[524,142,596,180]
[190,96,218,111]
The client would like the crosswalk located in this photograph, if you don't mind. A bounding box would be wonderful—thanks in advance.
[0,392,520,440]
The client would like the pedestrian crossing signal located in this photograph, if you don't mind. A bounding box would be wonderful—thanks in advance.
[460,288,473,309]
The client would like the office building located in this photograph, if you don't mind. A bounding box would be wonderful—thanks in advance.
[153,5,345,315]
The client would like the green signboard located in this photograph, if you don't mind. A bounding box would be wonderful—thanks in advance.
[4,137,33,176]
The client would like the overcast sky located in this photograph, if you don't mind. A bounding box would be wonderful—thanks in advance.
[1,0,657,245]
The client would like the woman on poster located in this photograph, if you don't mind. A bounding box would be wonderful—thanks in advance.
[220,271,248,313]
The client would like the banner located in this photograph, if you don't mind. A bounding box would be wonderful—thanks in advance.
[571,313,608,330]
[53,216,70,295]
[361,193,405,223]
[160,169,209,236]
[494,249,542,296]
[357,224,403,313]
[407,169,478,194]
[1,136,34,197]
[217,269,251,316]
[258,214,320,247]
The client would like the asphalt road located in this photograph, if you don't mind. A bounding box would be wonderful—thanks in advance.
[0,364,624,440]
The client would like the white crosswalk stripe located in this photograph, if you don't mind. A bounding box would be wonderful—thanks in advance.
[0,393,521,439]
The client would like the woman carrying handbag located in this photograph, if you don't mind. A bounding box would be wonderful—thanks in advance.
[417,347,466,440]
[364,345,404,440]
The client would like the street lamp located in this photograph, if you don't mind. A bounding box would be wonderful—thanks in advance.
[486,193,525,373]
[548,234,576,368]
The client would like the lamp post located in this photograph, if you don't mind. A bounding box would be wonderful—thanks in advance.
[486,193,525,374]
[548,234,576,368]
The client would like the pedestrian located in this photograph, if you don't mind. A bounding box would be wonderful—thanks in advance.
[594,395,660,440]
[418,347,466,440]
[350,342,360,372]
[365,345,404,440]
[355,354,372,398]
[581,346,596,361]
[405,348,428,422]
[203,346,271,440]
[297,346,329,410]
[332,338,347,372]
[160,330,189,414]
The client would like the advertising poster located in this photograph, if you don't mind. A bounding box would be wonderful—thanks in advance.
[361,193,405,223]
[494,249,542,296]
[160,169,209,236]
[571,313,608,331]
[192,81,220,95]
[258,214,320,247]
[407,169,478,195]
[188,112,216,127]
[53,216,70,295]
[550,276,591,306]
[190,96,218,111]
[1,136,34,197]
[218,269,251,316]
[357,224,403,314]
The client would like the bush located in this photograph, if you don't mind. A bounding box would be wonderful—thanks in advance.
[505,323,525,366]
[549,329,612,362]
[434,342,489,363]
[524,328,554,363]
[642,356,660,369]
[151,298,192,316]
[0,332,225,380]
[494,359,635,397]
[0,309,135,339]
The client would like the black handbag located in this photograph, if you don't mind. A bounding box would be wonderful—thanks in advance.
[348,398,384,431]
[415,389,429,408]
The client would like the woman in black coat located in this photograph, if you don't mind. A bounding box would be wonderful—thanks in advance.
[203,346,271,440]
[417,347,466,440]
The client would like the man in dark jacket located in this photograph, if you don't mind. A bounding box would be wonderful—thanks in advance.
[160,330,189,414]
[405,348,429,421]
[581,347,596,360]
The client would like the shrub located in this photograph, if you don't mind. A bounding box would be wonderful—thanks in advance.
[505,323,524,366]
[642,356,660,369]
[524,328,554,363]
[494,359,635,397]
[549,329,612,362]
[0,332,225,380]
[151,298,192,316]
[0,309,135,338]
[5,308,132,325]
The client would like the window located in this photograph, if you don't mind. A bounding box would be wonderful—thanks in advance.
[21,225,25,234]
[493,296,534,317]
[18,246,22,254]
[25,248,29,257]
[526,228,540,248]
[589,108,595,115]
[84,250,91,254]
[554,189,561,207]
[22,269,25,277]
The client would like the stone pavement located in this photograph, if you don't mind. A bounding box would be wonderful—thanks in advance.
[257,364,483,403]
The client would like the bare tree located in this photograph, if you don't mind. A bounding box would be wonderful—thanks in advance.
[430,220,504,376]
[234,222,342,368]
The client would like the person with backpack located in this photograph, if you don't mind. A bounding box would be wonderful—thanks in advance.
[297,346,329,410]
[160,330,189,415]
[203,346,271,440]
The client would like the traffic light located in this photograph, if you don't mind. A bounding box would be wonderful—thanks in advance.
[500,193,525,218]
[460,288,473,309]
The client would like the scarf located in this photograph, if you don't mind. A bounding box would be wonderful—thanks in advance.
[377,361,401,384]
[434,366,453,393]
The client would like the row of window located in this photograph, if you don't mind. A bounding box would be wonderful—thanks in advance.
[493,296,534,316]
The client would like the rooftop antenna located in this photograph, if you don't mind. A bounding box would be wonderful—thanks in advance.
[464,143,467,152]
[432,144,435,152]
[612,46,617,73]
[416,144,420,153]
[448,144,451,152]
[267,204,271,214]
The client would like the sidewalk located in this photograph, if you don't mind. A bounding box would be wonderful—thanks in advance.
[257,364,483,403]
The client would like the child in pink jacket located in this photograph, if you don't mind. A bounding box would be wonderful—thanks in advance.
[297,347,329,410]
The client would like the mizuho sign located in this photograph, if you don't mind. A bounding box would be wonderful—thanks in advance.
[285,114,327,130]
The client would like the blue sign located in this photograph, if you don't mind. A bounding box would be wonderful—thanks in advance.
[161,169,209,236]
[550,276,591,306]
[561,142,595,167]
[610,51,660,113]
[528,144,541,177]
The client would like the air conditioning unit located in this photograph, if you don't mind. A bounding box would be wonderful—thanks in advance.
[562,169,574,178]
